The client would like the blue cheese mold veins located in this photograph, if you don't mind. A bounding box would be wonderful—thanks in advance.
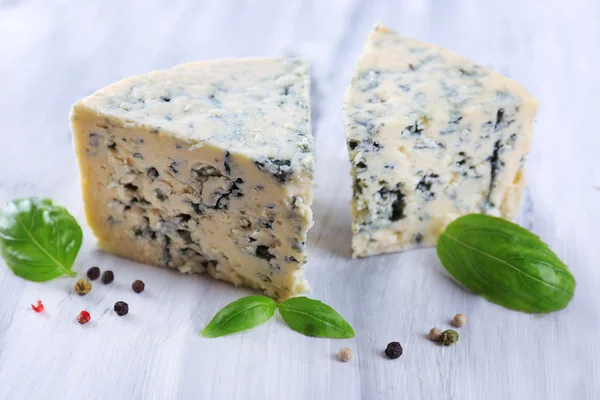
[70,58,315,299]
[343,23,539,257]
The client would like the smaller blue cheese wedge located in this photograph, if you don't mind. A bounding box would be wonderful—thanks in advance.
[343,23,539,257]
[70,58,315,299]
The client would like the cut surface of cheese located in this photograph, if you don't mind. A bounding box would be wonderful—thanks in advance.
[343,23,539,257]
[71,58,315,299]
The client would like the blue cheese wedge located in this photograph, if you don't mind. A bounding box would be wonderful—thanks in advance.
[343,23,539,257]
[71,58,315,299]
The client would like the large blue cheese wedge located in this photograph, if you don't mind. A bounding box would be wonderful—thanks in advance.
[343,23,539,257]
[71,58,315,299]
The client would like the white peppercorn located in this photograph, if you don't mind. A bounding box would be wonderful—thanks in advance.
[429,327,442,341]
[338,347,352,362]
[452,313,467,327]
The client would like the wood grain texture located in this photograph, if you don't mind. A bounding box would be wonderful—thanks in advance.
[0,0,599,399]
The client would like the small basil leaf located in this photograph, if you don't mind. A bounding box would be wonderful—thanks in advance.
[278,297,355,338]
[437,214,576,313]
[201,296,276,338]
[0,198,81,281]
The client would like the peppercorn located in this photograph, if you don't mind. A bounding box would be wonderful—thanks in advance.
[452,313,467,327]
[74,279,92,295]
[101,270,114,284]
[77,310,91,324]
[86,266,101,280]
[114,301,129,316]
[31,300,44,313]
[429,327,442,342]
[132,280,145,293]
[384,342,403,359]
[440,329,459,346]
[338,347,352,362]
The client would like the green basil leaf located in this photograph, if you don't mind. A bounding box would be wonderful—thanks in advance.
[437,214,576,313]
[201,296,277,338]
[0,198,81,281]
[278,297,355,338]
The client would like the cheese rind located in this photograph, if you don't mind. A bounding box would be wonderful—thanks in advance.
[343,23,539,257]
[71,58,315,299]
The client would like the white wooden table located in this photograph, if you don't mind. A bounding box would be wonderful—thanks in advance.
[1,1,599,399]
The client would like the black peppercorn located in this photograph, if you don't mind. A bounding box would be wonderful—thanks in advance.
[132,280,145,293]
[385,342,403,359]
[114,301,129,316]
[101,270,114,284]
[86,266,100,280]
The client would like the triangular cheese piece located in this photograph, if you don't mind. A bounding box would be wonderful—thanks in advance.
[71,58,315,299]
[343,23,538,257]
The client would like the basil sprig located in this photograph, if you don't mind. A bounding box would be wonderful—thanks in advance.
[437,214,576,313]
[201,296,355,338]
[0,198,82,281]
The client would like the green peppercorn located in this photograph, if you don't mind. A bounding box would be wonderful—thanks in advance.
[74,279,92,295]
[440,329,459,346]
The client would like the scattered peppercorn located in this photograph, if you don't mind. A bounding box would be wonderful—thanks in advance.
[132,280,145,293]
[429,327,442,342]
[114,301,129,316]
[77,310,91,324]
[338,347,352,362]
[452,313,467,327]
[74,279,92,295]
[440,329,459,346]
[31,300,44,313]
[384,342,403,359]
[86,266,101,280]
[101,270,114,284]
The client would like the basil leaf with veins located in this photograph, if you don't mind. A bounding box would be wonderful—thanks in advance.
[278,297,355,338]
[201,296,277,338]
[0,198,82,281]
[437,214,576,313]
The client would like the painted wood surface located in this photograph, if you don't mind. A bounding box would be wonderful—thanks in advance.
[0,0,598,399]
